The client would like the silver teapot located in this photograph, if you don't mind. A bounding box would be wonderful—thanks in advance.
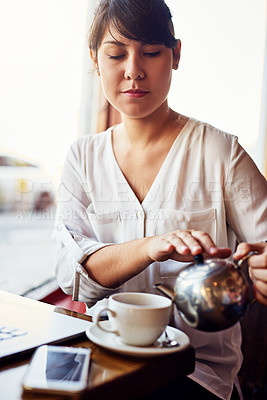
[155,253,254,332]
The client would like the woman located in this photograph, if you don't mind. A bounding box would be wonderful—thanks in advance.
[54,1,267,399]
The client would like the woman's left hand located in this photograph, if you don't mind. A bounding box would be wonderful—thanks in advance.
[234,242,267,306]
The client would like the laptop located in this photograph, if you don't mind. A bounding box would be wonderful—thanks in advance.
[0,290,92,362]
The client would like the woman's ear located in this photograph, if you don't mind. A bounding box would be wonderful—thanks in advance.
[90,49,100,75]
[172,39,181,70]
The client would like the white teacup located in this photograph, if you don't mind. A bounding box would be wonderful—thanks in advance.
[93,292,172,347]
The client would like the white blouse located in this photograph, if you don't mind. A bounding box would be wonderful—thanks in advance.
[54,118,267,400]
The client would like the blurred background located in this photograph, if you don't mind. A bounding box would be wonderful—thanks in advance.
[0,0,266,299]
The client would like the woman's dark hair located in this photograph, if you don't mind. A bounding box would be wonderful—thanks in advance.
[88,0,178,54]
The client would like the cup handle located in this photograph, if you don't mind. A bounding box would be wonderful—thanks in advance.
[93,307,118,334]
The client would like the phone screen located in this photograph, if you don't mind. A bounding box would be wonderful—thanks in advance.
[23,345,91,394]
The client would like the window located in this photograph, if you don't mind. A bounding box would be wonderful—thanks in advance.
[0,0,97,298]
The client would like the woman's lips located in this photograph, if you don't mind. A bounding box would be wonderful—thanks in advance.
[123,89,149,98]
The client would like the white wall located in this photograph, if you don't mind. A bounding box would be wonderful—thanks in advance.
[166,0,267,174]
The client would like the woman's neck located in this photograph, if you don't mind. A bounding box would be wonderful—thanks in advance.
[111,105,189,204]
[117,104,179,149]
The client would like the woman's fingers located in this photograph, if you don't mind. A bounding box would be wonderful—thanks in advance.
[173,230,231,258]
[190,230,217,254]
[167,230,202,255]
[147,234,191,262]
[248,252,267,269]
[147,230,231,262]
[212,247,232,258]
[233,242,267,260]
[250,267,267,282]
[252,283,267,306]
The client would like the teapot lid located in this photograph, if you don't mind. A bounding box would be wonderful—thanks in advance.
[178,254,231,280]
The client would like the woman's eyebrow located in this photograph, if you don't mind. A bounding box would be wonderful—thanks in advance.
[102,40,126,47]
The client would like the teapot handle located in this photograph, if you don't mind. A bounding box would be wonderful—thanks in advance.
[193,251,258,268]
[236,251,258,268]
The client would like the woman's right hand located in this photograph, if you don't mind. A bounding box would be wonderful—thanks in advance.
[146,229,231,263]
[82,229,231,289]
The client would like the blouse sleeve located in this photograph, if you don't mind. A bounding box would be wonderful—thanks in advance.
[224,137,267,243]
[53,140,120,306]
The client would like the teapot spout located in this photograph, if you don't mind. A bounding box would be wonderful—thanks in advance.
[154,283,176,302]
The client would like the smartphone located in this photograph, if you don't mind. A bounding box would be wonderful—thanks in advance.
[22,345,91,394]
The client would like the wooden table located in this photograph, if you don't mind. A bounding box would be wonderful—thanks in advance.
[0,294,195,400]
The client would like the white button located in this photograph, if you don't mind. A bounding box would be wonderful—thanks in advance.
[136,210,143,219]
[57,224,62,231]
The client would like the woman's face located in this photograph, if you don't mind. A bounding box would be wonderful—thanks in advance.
[93,25,180,120]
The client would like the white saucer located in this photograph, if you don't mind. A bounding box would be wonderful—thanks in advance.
[86,321,190,358]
